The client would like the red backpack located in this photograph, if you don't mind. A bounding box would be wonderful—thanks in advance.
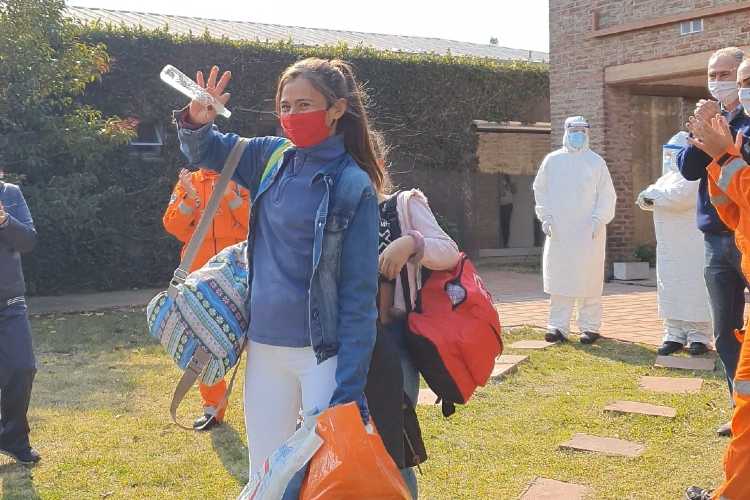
[405,253,503,417]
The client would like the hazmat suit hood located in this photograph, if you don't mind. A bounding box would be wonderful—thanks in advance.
[662,131,689,175]
[562,116,590,153]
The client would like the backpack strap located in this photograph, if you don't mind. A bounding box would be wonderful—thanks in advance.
[169,345,212,430]
[169,338,248,430]
[168,138,249,299]
[167,138,288,430]
[400,266,412,314]
[382,191,414,314]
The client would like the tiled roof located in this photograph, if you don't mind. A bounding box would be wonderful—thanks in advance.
[66,7,549,63]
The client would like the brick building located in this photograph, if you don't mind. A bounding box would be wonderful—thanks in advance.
[550,0,750,262]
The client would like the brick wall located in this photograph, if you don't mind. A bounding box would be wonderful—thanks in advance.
[550,0,750,261]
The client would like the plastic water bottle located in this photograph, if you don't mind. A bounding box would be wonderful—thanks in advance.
[160,64,232,119]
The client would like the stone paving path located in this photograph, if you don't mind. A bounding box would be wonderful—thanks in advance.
[604,400,677,418]
[26,268,665,350]
[27,288,160,316]
[481,269,664,346]
[559,433,645,458]
[639,376,704,394]
[654,355,716,371]
[520,477,592,499]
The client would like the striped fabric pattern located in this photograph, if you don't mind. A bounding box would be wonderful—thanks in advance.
[147,242,249,385]
[145,139,291,384]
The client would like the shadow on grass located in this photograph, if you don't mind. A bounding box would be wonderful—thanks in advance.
[210,422,249,486]
[569,337,657,366]
[569,338,728,382]
[28,312,152,411]
[0,463,39,500]
[31,351,139,411]
[31,311,152,358]
[508,327,661,368]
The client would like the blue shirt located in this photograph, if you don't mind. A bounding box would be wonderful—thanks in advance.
[248,137,338,347]
[176,114,379,420]
[678,106,750,234]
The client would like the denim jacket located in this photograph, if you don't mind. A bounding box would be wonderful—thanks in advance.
[175,115,379,413]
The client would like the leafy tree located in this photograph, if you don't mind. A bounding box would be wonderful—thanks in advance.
[0,0,136,293]
[0,0,133,181]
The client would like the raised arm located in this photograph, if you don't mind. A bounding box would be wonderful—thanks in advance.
[0,184,37,253]
[677,144,712,181]
[162,179,199,244]
[403,190,459,271]
[173,65,289,195]
[642,175,698,212]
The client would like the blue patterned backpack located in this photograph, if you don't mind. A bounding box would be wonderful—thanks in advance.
[147,137,290,429]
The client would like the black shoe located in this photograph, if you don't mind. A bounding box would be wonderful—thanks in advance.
[579,331,601,345]
[684,486,712,500]
[193,413,220,431]
[657,341,684,356]
[544,329,567,343]
[0,446,41,465]
[687,342,709,356]
[717,421,732,437]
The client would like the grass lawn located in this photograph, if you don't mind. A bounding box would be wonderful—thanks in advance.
[0,311,731,499]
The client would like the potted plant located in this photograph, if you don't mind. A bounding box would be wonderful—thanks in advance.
[613,245,654,280]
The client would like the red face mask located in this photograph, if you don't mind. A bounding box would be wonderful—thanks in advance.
[280,109,333,148]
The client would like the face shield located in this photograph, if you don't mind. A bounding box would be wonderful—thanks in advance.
[662,131,689,175]
[662,144,682,175]
[563,118,590,152]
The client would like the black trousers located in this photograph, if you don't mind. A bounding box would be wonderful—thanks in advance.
[0,300,36,452]
[499,203,513,247]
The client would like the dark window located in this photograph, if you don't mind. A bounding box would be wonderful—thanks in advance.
[128,120,164,160]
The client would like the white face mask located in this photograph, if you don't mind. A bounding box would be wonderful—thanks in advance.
[709,80,739,106]
[739,87,750,112]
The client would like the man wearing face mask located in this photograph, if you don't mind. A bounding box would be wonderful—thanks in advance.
[680,59,750,500]
[678,46,750,438]
[533,116,617,345]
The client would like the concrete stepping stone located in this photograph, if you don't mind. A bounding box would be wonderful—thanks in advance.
[639,376,703,394]
[604,400,677,418]
[417,387,438,405]
[520,477,593,499]
[655,355,715,371]
[491,354,528,380]
[559,433,645,457]
[509,340,556,350]
[496,354,529,365]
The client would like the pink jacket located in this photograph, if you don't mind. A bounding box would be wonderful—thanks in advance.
[392,189,460,311]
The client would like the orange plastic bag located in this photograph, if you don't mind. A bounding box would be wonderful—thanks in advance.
[299,402,411,500]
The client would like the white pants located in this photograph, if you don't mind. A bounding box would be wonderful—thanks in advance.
[662,319,712,346]
[548,294,602,337]
[243,340,338,476]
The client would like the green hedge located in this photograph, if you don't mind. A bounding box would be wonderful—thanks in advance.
[20,25,548,294]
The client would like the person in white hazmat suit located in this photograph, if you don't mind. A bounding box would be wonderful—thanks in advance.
[636,131,713,356]
[533,116,617,344]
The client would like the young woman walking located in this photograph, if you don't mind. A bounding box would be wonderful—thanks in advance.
[174,59,383,479]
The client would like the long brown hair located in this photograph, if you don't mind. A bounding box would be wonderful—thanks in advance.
[276,58,389,193]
